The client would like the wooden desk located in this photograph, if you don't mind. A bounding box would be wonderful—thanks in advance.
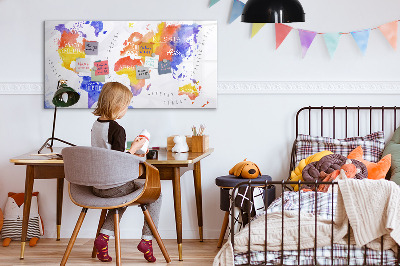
[10,147,213,261]
[9,148,64,260]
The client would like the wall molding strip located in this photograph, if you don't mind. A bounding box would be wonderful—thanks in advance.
[0,83,43,95]
[217,81,400,94]
[1,81,400,95]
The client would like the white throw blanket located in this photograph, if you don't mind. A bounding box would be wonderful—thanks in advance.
[213,179,400,266]
[213,211,344,266]
[335,178,400,251]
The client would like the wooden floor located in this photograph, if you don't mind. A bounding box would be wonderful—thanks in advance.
[0,239,221,265]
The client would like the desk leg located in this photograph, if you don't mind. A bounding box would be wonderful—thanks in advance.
[56,178,64,241]
[193,161,203,242]
[20,165,34,259]
[172,167,183,261]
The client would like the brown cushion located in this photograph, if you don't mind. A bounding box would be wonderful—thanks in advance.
[302,154,368,189]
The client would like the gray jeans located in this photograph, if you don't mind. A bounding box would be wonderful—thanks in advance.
[92,180,162,240]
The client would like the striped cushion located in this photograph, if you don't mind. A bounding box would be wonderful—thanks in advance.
[295,131,385,167]
[1,217,41,240]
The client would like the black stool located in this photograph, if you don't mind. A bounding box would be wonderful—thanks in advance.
[215,175,275,248]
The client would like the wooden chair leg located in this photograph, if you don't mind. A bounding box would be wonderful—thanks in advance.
[114,210,121,266]
[60,208,88,266]
[141,205,171,263]
[91,209,108,258]
[217,211,230,248]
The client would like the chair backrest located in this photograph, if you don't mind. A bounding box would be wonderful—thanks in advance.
[62,146,145,187]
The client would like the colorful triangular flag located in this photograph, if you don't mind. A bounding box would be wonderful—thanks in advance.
[323,33,341,58]
[229,0,245,24]
[209,0,220,7]
[378,21,398,50]
[275,23,293,49]
[251,23,266,38]
[298,29,317,58]
[351,29,370,55]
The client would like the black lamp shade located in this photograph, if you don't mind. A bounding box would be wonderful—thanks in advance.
[52,84,80,107]
[241,0,305,23]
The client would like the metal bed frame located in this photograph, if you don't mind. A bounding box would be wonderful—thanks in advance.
[230,106,400,266]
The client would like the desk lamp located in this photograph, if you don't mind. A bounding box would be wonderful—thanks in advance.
[241,0,305,23]
[38,80,80,154]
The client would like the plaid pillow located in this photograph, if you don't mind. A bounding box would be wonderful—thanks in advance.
[295,131,385,166]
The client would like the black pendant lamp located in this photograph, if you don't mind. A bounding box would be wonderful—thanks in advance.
[242,0,305,23]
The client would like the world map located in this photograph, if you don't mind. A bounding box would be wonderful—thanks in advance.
[45,21,217,108]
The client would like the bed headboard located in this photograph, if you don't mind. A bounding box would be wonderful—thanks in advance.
[295,106,400,138]
[290,106,400,179]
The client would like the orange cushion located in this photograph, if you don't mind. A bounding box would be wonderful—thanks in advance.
[347,146,391,180]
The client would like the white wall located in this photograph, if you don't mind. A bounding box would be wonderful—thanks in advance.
[1,0,400,239]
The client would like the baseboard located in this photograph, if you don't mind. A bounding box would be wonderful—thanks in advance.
[1,81,400,95]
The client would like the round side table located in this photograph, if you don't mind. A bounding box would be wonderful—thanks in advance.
[215,175,275,248]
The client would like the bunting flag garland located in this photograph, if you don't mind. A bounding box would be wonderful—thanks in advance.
[298,29,317,58]
[323,33,341,58]
[209,0,220,7]
[251,23,266,38]
[378,21,398,50]
[275,23,293,49]
[229,0,245,24]
[208,2,400,58]
[351,29,370,55]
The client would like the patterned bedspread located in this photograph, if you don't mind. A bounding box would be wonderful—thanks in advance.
[234,191,397,265]
[235,244,397,265]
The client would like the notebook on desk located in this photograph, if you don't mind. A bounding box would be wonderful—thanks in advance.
[30,153,63,159]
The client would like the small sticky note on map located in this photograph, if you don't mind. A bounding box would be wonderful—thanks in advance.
[158,60,172,75]
[136,66,150,79]
[91,69,105,82]
[144,55,159,69]
[94,60,109,76]
[139,42,154,56]
[85,41,99,55]
[75,58,91,73]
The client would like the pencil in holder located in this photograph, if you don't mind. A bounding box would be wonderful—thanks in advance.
[191,135,209,153]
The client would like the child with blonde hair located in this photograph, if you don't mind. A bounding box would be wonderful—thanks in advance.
[91,82,161,263]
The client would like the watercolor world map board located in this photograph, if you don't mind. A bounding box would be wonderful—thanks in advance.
[45,21,217,108]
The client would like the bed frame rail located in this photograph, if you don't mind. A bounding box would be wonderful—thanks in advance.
[231,180,400,266]
[295,106,399,137]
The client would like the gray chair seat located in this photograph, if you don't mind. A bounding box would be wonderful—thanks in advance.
[61,146,170,265]
[69,180,145,208]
